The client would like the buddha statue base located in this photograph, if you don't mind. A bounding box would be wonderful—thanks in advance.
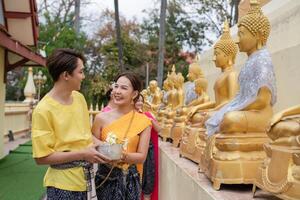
[157,110,166,138]
[255,143,300,200]
[161,122,173,142]
[202,132,269,190]
[179,126,206,164]
[160,109,176,142]
[170,122,184,147]
[170,118,188,147]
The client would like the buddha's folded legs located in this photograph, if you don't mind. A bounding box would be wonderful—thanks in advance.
[268,118,300,141]
[220,106,273,133]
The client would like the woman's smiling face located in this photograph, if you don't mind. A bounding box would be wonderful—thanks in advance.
[113,76,137,106]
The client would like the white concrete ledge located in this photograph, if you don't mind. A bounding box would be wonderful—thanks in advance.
[159,141,280,200]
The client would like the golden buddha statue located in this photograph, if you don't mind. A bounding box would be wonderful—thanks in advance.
[157,78,171,126]
[173,72,185,109]
[162,77,171,107]
[161,65,184,141]
[140,89,151,112]
[203,0,277,190]
[179,20,239,164]
[144,80,163,115]
[185,55,205,105]
[255,104,300,199]
[171,77,210,147]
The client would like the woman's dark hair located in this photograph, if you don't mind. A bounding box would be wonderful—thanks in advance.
[46,48,86,82]
[138,93,145,103]
[105,88,113,101]
[114,72,142,102]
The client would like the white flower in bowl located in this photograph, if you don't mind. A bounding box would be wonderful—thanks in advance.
[106,132,118,144]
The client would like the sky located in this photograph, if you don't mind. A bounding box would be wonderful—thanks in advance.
[37,0,159,36]
[80,0,159,36]
[94,0,157,21]
[36,0,215,51]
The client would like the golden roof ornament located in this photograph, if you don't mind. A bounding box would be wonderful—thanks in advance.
[238,0,270,45]
[214,20,238,59]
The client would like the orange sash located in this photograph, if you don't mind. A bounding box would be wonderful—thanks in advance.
[101,111,151,174]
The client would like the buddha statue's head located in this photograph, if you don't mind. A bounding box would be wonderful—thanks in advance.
[213,20,238,69]
[163,79,170,91]
[194,78,208,95]
[187,55,205,81]
[169,65,177,88]
[141,89,148,99]
[149,80,158,93]
[237,0,270,55]
[174,73,185,89]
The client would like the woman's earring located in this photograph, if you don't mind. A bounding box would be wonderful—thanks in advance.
[131,98,134,105]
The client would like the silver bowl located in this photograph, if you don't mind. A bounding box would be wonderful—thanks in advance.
[96,143,123,160]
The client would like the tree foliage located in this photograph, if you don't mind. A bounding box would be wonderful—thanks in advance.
[5,0,242,103]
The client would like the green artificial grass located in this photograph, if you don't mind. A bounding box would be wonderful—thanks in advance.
[0,141,47,200]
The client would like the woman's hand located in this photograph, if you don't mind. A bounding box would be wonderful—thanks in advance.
[82,145,111,164]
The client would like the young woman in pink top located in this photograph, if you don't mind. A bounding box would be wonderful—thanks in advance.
[136,95,160,200]
[101,88,117,112]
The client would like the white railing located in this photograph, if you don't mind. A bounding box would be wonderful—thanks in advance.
[88,104,101,125]
[4,102,32,141]
[3,102,103,142]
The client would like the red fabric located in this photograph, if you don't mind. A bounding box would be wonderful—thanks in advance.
[142,111,159,200]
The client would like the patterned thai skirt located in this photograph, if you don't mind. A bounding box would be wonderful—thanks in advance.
[95,164,141,200]
[46,187,87,200]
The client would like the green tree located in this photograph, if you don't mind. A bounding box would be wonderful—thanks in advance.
[179,0,241,36]
[90,10,151,88]
[141,1,202,81]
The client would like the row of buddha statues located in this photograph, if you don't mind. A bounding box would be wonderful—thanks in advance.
[141,0,300,199]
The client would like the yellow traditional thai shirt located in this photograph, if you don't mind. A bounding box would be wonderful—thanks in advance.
[31,91,93,191]
[100,110,151,174]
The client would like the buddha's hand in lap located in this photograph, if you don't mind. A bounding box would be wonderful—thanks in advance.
[268,112,284,132]
[187,107,199,119]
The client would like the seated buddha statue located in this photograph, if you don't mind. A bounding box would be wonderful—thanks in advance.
[171,77,210,147]
[170,56,207,146]
[173,72,185,109]
[144,80,163,115]
[162,76,171,107]
[184,55,205,105]
[156,78,171,126]
[255,105,300,199]
[161,71,186,141]
[179,20,239,164]
[160,69,178,141]
[140,89,151,112]
[203,0,277,190]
